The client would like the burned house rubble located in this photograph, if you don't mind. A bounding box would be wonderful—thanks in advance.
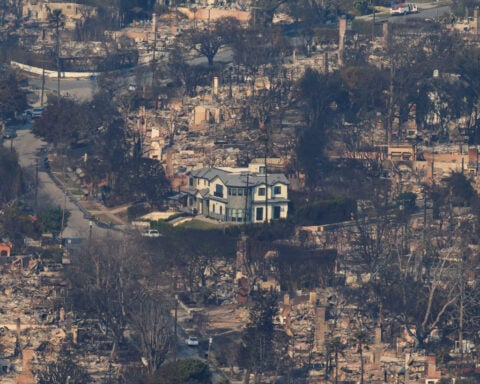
[0,250,120,383]
[5,0,480,383]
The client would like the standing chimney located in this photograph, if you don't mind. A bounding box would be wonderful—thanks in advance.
[213,76,219,98]
[152,12,157,33]
[338,17,347,66]
[383,22,389,49]
[314,307,326,352]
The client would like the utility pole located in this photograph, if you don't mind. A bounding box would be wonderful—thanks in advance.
[41,67,45,107]
[59,159,67,245]
[152,13,158,84]
[264,125,269,223]
[173,294,178,362]
[56,24,61,98]
[371,0,376,41]
[60,191,67,244]
[34,158,39,214]
[387,62,395,145]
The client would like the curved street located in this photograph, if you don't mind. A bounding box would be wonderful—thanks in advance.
[6,125,113,239]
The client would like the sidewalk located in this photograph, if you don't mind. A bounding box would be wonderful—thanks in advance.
[48,168,130,228]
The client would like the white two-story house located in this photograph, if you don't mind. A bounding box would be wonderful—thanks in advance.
[184,166,289,224]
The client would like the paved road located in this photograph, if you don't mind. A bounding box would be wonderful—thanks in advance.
[28,77,97,102]
[360,3,451,23]
[389,5,451,22]
[7,125,111,239]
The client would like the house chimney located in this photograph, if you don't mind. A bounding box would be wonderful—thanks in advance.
[212,76,219,97]
[16,317,21,337]
[309,291,317,306]
[72,325,78,344]
[314,306,326,352]
[383,22,389,48]
[235,235,249,280]
[152,12,157,33]
[338,17,347,66]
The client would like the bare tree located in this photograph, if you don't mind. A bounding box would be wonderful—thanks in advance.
[67,236,148,356]
[36,346,91,384]
[129,292,174,375]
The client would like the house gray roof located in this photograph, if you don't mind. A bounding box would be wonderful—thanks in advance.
[190,167,289,187]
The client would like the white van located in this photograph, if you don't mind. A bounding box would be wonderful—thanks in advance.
[142,229,161,238]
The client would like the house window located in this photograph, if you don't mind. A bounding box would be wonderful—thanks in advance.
[273,186,281,195]
[237,188,243,196]
[259,166,266,174]
[229,188,237,196]
[230,209,244,222]
[258,187,266,196]
[214,184,224,198]
[256,207,263,221]
[220,205,223,215]
[189,178,193,186]
[273,206,281,219]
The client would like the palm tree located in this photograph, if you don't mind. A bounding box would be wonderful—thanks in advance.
[48,8,65,98]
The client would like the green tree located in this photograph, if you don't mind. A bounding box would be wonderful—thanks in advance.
[443,172,476,207]
[37,206,70,235]
[239,289,279,383]
[32,98,89,148]
[0,71,26,119]
[150,359,212,384]
[250,0,287,26]
[0,146,23,205]
[296,68,347,186]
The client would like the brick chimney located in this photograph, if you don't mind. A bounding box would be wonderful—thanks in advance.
[314,307,326,352]
[383,22,389,48]
[338,17,347,66]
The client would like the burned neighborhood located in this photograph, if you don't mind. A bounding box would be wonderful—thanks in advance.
[2,0,480,383]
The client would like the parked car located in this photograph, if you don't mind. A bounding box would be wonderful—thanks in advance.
[32,107,43,118]
[185,336,199,346]
[142,229,161,238]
